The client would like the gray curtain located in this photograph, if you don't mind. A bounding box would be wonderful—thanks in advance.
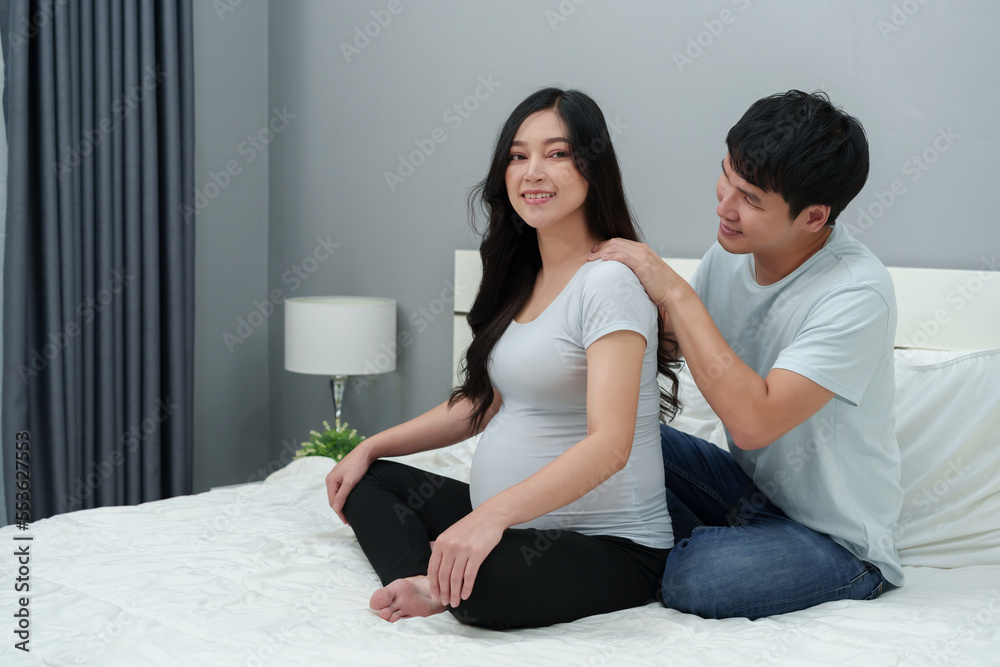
[1,0,194,523]
[0,32,7,523]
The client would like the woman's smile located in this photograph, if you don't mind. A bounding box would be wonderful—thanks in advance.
[522,190,556,203]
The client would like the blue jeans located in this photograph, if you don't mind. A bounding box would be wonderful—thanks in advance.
[659,424,887,619]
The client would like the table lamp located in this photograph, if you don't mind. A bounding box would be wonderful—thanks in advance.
[284,296,397,429]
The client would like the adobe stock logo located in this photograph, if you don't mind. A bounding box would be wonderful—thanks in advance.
[848,126,959,237]
[18,269,136,384]
[877,0,930,40]
[339,0,413,63]
[672,0,752,73]
[52,66,165,181]
[544,0,587,31]
[222,236,340,353]
[180,107,296,222]
[383,76,502,192]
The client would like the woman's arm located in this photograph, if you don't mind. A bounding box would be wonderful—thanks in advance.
[326,391,501,523]
[427,329,646,607]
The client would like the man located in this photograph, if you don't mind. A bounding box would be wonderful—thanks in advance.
[590,90,903,619]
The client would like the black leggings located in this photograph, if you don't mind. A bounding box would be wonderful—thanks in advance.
[342,460,669,630]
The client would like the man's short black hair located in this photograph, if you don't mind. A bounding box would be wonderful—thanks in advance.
[726,90,869,225]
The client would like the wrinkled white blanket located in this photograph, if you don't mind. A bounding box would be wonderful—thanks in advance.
[2,442,999,667]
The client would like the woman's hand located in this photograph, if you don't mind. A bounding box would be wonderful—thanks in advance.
[426,508,506,608]
[325,442,376,524]
[590,239,675,309]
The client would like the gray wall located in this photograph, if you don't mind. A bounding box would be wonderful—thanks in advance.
[189,1,1000,475]
[192,0,270,492]
[264,0,999,464]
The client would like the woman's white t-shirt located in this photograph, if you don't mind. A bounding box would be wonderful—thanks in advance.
[469,260,673,549]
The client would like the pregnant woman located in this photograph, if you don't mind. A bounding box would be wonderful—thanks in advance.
[327,87,681,630]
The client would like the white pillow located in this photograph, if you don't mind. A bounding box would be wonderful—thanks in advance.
[664,363,728,450]
[666,349,1000,568]
[893,348,1000,567]
[405,362,729,476]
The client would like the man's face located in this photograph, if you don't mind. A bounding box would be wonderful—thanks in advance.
[715,154,806,256]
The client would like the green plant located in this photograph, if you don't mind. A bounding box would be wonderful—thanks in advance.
[294,419,365,462]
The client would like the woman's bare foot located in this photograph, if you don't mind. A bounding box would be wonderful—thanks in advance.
[369,575,447,622]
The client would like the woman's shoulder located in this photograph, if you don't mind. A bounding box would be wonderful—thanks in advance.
[577,259,656,324]
[579,259,644,295]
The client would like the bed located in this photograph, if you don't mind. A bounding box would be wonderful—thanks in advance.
[3,250,999,666]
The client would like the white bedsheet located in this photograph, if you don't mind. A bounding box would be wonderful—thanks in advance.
[2,446,999,667]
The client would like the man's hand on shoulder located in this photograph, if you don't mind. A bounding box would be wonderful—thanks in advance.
[590,239,681,310]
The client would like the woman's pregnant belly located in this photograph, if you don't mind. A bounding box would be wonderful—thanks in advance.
[469,402,587,508]
[468,402,644,536]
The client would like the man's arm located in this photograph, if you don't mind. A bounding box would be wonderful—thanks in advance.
[663,283,834,450]
[591,239,834,450]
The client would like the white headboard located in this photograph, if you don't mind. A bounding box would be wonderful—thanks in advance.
[452,249,1000,386]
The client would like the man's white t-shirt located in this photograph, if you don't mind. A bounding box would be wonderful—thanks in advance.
[691,223,905,585]
[470,260,673,550]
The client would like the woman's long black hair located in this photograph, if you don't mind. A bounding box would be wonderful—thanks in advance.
[450,87,681,431]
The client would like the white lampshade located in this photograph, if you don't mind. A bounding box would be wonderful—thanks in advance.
[284,297,397,376]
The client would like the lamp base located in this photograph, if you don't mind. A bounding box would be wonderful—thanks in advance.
[330,375,348,429]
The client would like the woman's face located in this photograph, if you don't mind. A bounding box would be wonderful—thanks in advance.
[505,110,589,233]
